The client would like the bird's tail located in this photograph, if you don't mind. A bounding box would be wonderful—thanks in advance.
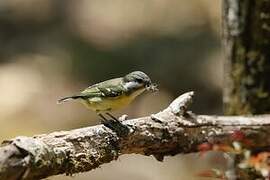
[57,95,84,104]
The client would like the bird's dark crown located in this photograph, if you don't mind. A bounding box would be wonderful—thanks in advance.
[123,71,152,86]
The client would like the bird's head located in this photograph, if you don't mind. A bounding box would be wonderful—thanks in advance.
[123,71,158,92]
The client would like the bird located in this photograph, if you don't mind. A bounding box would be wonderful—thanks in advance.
[58,71,158,121]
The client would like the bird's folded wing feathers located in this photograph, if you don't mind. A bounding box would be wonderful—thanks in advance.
[80,78,125,98]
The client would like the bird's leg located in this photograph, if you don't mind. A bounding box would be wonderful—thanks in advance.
[105,112,119,121]
[105,112,128,122]
[99,113,116,130]
[101,112,130,137]
[98,113,108,124]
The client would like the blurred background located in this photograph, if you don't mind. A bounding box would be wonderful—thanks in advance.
[0,0,224,179]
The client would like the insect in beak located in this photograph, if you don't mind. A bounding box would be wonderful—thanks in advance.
[146,83,158,92]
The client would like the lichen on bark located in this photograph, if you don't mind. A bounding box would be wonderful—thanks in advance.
[223,0,270,115]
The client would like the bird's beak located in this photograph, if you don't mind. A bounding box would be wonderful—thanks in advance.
[146,83,158,92]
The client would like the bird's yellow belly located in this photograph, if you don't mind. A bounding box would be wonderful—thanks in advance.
[97,96,133,111]
[81,89,144,112]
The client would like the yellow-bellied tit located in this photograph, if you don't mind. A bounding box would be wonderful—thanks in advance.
[58,71,158,121]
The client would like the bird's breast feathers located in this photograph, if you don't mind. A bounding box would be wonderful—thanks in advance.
[81,87,145,112]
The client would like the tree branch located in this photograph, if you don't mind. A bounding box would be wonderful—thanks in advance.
[0,92,269,180]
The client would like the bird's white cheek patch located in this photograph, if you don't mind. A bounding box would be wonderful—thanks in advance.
[123,82,141,90]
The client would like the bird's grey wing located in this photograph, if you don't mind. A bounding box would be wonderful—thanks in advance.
[80,86,104,97]
[80,78,124,98]
[97,85,124,97]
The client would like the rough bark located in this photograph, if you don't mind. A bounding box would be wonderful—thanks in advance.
[0,92,269,180]
[223,0,270,115]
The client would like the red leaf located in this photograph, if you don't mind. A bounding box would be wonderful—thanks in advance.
[231,130,245,141]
